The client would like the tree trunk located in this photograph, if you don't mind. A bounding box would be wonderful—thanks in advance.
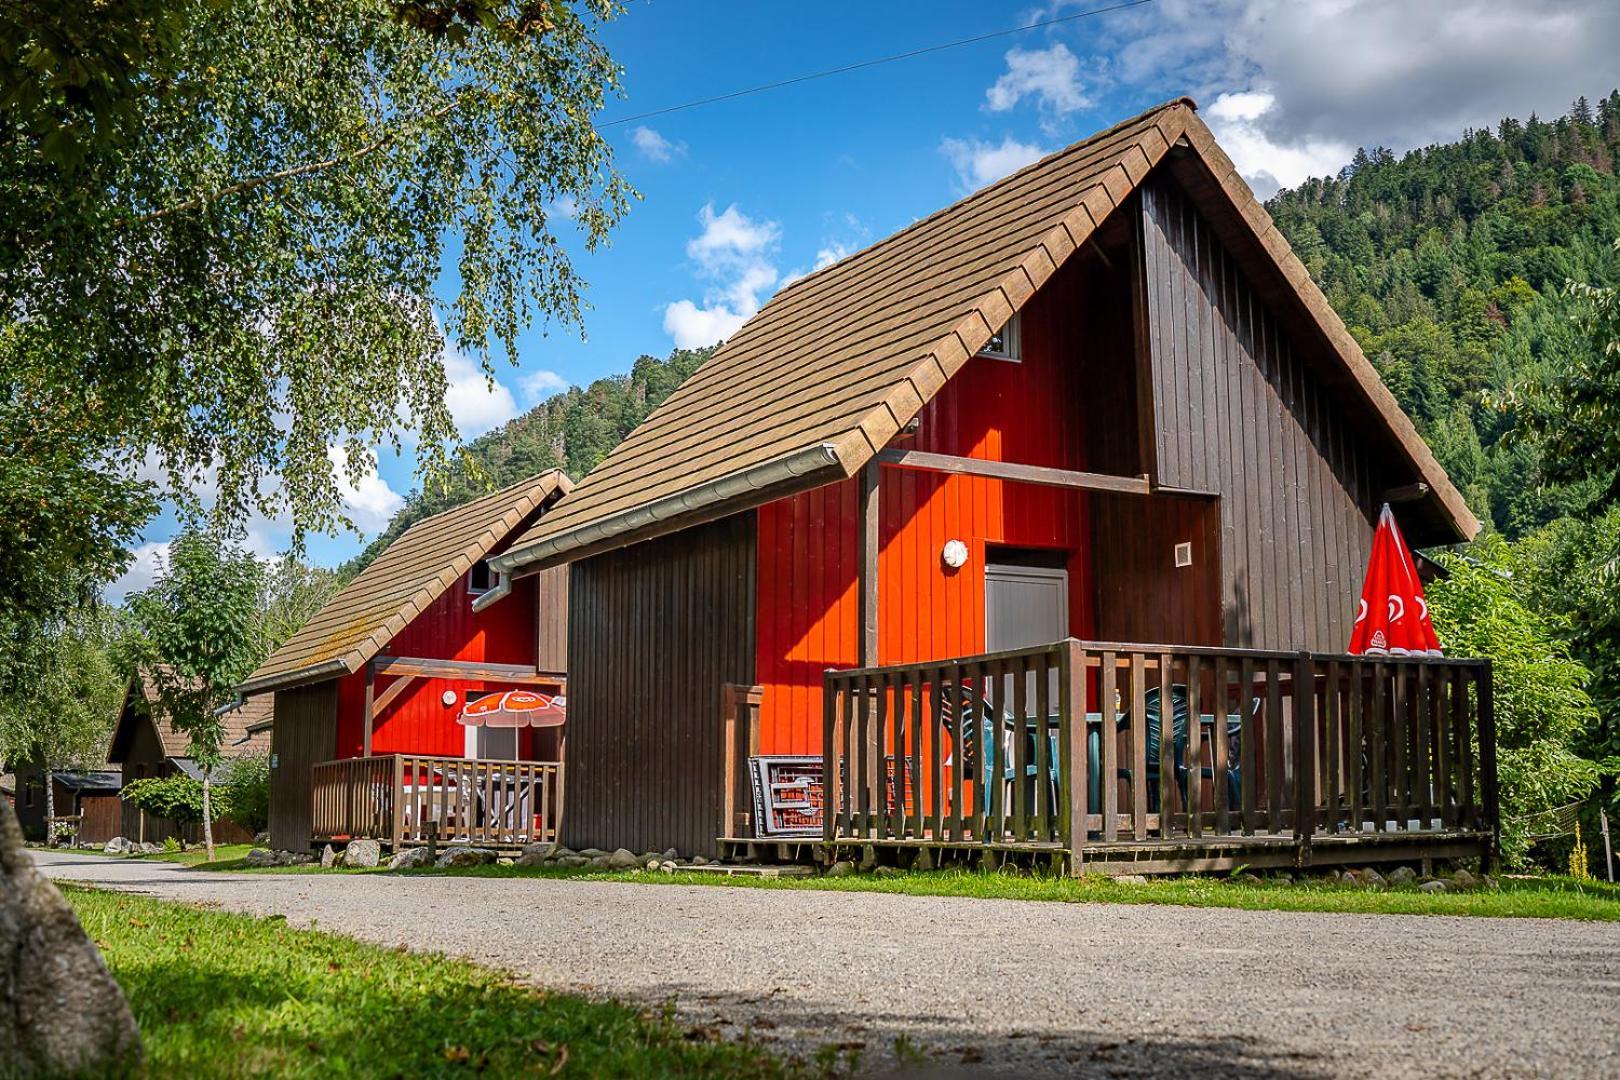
[42,767,56,846]
[201,766,216,862]
[0,796,143,1073]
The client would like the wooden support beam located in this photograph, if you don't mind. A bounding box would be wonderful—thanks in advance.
[875,449,1152,496]
[371,655,564,686]
[858,461,880,667]
[1383,482,1430,504]
[362,661,375,758]
[370,674,418,717]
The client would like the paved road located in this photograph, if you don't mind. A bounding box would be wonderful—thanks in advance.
[34,848,1620,1077]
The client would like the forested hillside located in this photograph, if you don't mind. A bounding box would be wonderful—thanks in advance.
[343,345,714,573]
[1270,91,1620,535]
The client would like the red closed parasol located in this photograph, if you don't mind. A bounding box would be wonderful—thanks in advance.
[457,689,567,728]
[1349,504,1442,656]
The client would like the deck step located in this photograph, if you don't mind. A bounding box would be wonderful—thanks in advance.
[683,863,816,879]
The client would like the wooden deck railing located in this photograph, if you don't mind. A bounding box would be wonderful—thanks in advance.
[311,754,563,849]
[822,640,1496,869]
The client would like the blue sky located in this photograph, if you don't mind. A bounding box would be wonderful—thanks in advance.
[110,0,1620,596]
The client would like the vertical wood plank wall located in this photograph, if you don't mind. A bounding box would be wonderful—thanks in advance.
[565,513,757,857]
[1138,172,1382,651]
[534,563,569,674]
[1091,492,1223,646]
[269,681,338,851]
[754,249,1119,755]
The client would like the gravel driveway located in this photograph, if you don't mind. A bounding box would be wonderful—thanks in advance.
[34,848,1620,1077]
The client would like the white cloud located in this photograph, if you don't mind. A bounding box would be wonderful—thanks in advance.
[631,125,685,163]
[663,202,782,348]
[327,445,403,532]
[441,347,519,437]
[1083,0,1620,192]
[548,192,578,220]
[106,541,170,601]
[939,136,1047,193]
[985,43,1091,115]
[520,369,569,401]
[1204,90,1352,198]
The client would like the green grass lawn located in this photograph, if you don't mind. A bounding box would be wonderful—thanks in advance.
[399,863,1620,920]
[107,839,1620,920]
[48,842,259,868]
[65,885,804,1078]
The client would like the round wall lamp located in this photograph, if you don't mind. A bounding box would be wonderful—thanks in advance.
[441,689,459,707]
[941,539,969,570]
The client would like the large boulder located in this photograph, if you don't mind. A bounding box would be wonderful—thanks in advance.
[387,847,433,871]
[243,848,278,867]
[1,799,142,1076]
[343,839,381,869]
[606,848,640,870]
[101,837,130,855]
[436,845,499,868]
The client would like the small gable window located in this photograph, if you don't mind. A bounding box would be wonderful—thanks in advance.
[467,560,498,597]
[977,312,1022,362]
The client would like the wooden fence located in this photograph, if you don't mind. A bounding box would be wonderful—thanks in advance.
[311,754,563,849]
[822,639,1496,870]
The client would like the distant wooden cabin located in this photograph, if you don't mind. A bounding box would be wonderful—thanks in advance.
[104,672,270,844]
[239,471,571,851]
[487,99,1498,873]
[11,764,123,845]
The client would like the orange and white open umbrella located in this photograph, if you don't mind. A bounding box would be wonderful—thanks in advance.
[457,689,566,728]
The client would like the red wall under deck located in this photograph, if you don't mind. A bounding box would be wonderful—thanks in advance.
[333,574,555,761]
[756,270,1104,754]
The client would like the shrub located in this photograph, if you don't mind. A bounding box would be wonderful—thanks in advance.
[121,774,209,825]
[1429,535,1603,867]
[219,754,269,835]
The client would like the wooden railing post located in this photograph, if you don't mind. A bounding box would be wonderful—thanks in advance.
[1061,640,1088,877]
[1478,662,1499,870]
[822,674,838,850]
[720,683,763,840]
[390,751,405,854]
[1293,652,1316,863]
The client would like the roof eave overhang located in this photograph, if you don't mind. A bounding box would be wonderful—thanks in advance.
[237,657,352,698]
[494,441,848,576]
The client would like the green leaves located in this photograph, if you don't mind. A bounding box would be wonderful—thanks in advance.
[125,529,266,764]
[1,0,631,570]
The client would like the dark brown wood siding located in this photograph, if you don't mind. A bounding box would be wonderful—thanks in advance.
[534,563,569,675]
[269,681,338,851]
[1092,492,1223,646]
[565,512,757,858]
[1138,171,1383,651]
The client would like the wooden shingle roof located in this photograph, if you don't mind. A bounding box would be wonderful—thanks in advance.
[240,470,570,695]
[110,673,273,761]
[495,99,1473,574]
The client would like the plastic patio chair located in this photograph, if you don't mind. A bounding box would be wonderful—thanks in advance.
[1088,685,1244,816]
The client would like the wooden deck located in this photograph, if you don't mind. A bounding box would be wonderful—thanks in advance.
[311,754,563,850]
[796,639,1496,875]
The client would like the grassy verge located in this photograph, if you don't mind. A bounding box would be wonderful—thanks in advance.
[43,843,259,868]
[65,885,802,1078]
[384,863,1620,920]
[111,841,1620,920]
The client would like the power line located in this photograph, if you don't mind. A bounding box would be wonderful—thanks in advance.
[595,0,1156,130]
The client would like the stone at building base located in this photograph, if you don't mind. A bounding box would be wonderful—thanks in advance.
[387,847,433,870]
[343,839,381,869]
[436,845,499,868]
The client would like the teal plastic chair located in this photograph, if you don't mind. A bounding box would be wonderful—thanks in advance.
[1087,685,1243,816]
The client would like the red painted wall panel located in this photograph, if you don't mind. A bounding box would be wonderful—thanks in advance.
[333,573,546,759]
[756,263,1101,753]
